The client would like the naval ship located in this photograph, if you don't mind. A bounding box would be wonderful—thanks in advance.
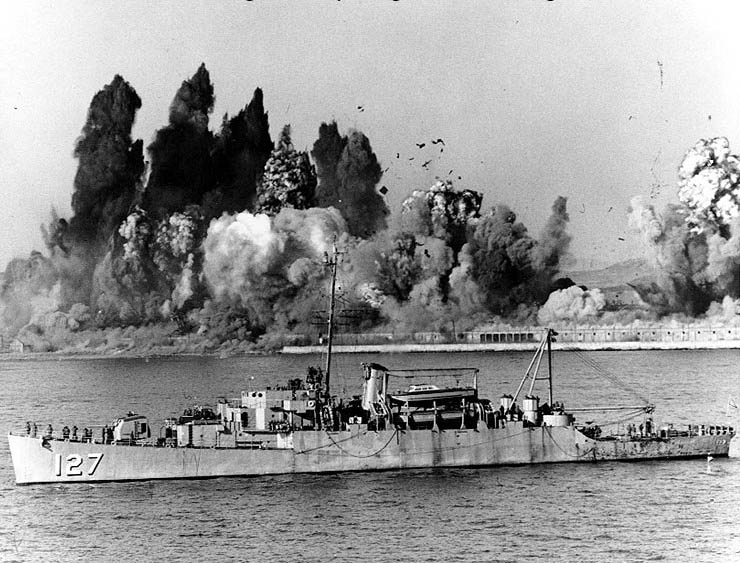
[8,248,737,484]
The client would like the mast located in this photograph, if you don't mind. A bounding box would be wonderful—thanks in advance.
[323,241,340,401]
[547,328,554,406]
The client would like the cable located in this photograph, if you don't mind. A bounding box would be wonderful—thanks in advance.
[565,347,649,404]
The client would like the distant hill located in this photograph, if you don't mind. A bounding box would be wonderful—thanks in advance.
[563,258,655,291]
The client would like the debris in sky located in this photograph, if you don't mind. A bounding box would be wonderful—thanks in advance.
[618,237,625,241]
[422,160,432,169]
[408,157,414,161]
[357,105,364,112]
[379,185,388,195]
[416,142,425,149]
[657,60,664,89]
[708,115,712,120]
[608,206,613,213]
[396,153,400,159]
[431,138,445,146]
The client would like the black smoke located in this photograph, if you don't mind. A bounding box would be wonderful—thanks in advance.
[0,65,582,352]
[70,75,144,245]
[211,87,273,215]
[144,63,215,215]
[312,122,388,238]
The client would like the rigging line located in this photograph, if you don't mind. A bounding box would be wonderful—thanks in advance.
[293,429,369,454]
[296,426,540,457]
[594,410,648,427]
[294,429,398,457]
[565,347,648,403]
[321,428,399,458]
[543,426,595,459]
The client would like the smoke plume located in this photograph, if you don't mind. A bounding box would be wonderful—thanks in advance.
[0,66,585,352]
[628,137,740,316]
[312,123,388,238]
[211,88,273,215]
[537,285,606,325]
[70,75,144,245]
[202,207,347,331]
[145,64,216,215]
[255,125,317,216]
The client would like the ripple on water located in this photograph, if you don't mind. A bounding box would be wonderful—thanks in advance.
[2,352,740,562]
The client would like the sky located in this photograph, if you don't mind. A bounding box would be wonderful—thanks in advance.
[1,1,739,270]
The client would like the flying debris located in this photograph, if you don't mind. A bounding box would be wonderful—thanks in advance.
[408,157,415,161]
[618,237,625,241]
[657,60,664,88]
[416,143,426,149]
[608,206,613,213]
[357,106,364,112]
[379,186,388,195]
[396,153,400,159]
[431,138,445,146]
[708,115,712,121]
[422,160,432,169]
[448,169,454,175]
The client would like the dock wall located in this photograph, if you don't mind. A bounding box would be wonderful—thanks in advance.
[282,324,740,353]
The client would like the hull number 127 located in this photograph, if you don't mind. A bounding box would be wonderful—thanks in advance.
[54,453,104,477]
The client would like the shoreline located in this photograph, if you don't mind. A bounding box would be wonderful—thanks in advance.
[282,340,740,354]
[3,339,740,361]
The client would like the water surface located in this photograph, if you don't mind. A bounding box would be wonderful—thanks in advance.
[1,350,738,562]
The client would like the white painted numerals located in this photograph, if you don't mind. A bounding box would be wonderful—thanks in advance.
[54,453,104,477]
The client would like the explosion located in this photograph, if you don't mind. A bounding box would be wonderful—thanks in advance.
[629,137,740,316]
[537,286,606,325]
[312,122,387,239]
[677,137,740,235]
[1,64,579,352]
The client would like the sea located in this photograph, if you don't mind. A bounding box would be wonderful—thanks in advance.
[0,349,738,562]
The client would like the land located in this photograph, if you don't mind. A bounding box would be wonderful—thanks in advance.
[3,258,735,359]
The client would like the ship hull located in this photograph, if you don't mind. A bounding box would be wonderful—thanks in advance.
[8,425,735,485]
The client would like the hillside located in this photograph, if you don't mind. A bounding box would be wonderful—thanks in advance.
[564,258,654,291]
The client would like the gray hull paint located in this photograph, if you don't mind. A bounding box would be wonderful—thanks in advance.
[9,424,734,485]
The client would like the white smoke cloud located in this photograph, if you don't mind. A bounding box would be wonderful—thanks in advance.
[203,207,347,303]
[357,282,385,308]
[705,295,740,320]
[677,137,740,232]
[172,252,195,308]
[537,285,605,325]
[119,206,151,264]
